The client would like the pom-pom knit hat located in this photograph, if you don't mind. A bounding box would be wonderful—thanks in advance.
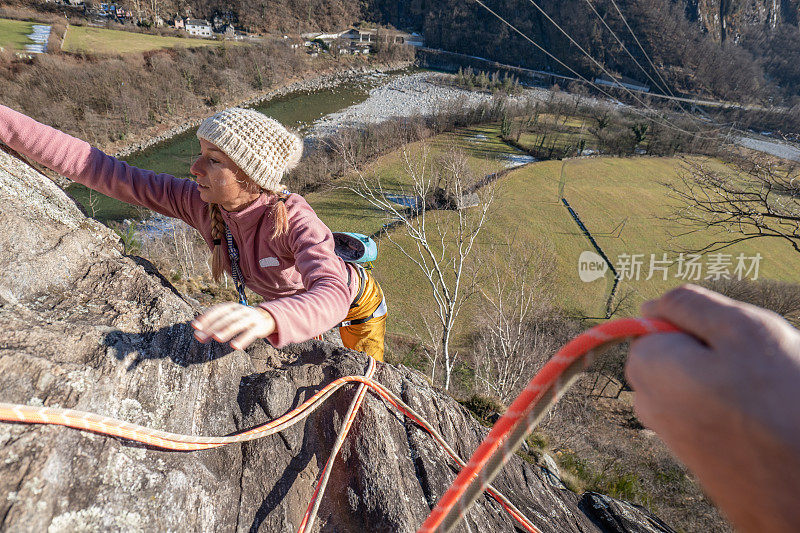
[196,107,303,192]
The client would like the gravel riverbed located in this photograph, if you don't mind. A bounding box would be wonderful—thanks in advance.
[308,71,548,138]
[735,136,800,162]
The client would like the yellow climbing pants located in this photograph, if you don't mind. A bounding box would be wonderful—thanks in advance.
[339,268,387,362]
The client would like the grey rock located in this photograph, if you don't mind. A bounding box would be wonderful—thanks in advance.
[0,144,672,532]
[308,71,544,139]
[539,453,567,490]
[580,492,677,533]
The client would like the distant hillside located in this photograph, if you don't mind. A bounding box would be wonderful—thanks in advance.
[365,0,800,103]
[684,0,799,42]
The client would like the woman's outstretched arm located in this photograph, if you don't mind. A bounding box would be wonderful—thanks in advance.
[0,105,207,229]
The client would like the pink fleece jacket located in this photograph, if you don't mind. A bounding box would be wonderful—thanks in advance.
[0,105,358,348]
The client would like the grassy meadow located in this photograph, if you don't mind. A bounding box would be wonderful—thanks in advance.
[0,18,34,51]
[62,25,236,54]
[307,122,799,343]
[504,157,795,313]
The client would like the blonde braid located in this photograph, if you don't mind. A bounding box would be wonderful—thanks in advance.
[209,203,227,282]
[270,191,290,239]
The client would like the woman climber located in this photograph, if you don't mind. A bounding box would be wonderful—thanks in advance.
[0,105,387,360]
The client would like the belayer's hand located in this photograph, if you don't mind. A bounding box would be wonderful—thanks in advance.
[191,303,276,351]
[626,284,800,532]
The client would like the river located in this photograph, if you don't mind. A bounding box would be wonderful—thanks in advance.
[67,68,538,224]
[66,71,396,222]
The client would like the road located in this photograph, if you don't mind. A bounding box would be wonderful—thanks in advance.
[735,135,800,162]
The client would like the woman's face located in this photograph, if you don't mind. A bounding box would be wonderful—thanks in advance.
[190,139,260,211]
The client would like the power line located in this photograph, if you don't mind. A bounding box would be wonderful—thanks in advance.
[582,0,680,102]
[607,0,679,105]
[520,0,720,140]
[583,0,743,138]
[468,0,719,141]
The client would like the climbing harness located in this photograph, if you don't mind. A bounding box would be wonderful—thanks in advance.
[338,263,387,327]
[0,318,680,532]
[339,297,387,327]
[347,263,367,309]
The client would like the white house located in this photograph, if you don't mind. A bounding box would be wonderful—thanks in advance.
[185,19,212,38]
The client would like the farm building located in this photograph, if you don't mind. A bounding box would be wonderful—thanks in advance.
[301,27,424,54]
[340,28,424,47]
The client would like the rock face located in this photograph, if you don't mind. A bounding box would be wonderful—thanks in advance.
[579,493,677,533]
[685,0,800,41]
[0,148,669,532]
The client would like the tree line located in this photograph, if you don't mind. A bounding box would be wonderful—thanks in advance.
[9,0,800,108]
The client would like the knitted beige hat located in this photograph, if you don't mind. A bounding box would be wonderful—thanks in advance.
[196,107,303,191]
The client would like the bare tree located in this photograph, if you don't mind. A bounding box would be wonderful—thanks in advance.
[471,237,559,404]
[343,144,493,390]
[701,277,800,327]
[667,157,800,254]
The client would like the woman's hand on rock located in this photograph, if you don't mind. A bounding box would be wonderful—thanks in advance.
[191,303,276,351]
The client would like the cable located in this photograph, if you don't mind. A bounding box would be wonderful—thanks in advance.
[298,357,377,533]
[608,0,678,104]
[518,0,721,140]
[467,0,723,143]
[418,317,680,532]
[582,0,684,105]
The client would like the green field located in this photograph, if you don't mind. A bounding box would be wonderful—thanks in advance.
[0,18,35,51]
[62,25,236,54]
[309,125,799,342]
[495,157,796,315]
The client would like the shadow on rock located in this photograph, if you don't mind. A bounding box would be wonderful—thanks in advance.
[238,369,321,533]
[103,322,235,371]
[247,423,317,533]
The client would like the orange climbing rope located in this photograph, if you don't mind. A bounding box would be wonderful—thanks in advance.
[418,317,680,532]
[0,317,679,532]
[298,357,377,533]
[0,358,537,530]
